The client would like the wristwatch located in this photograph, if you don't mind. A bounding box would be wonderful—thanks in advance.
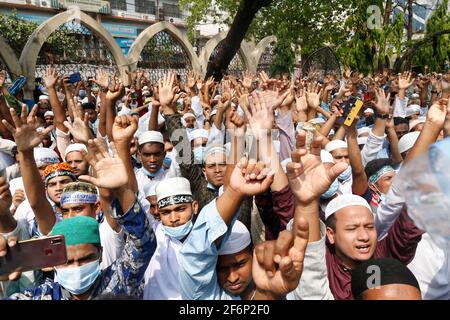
[377,113,389,119]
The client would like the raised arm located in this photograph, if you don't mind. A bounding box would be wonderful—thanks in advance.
[1,106,55,235]
[345,122,368,195]
[43,68,66,133]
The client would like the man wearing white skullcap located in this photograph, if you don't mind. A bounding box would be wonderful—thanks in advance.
[178,157,306,300]
[325,140,352,194]
[64,143,89,177]
[143,177,199,300]
[408,117,426,132]
[44,111,54,127]
[134,130,179,202]
[405,104,421,120]
[398,131,420,157]
[182,113,196,131]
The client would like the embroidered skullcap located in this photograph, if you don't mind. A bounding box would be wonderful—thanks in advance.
[60,182,98,207]
[34,147,60,168]
[203,144,227,162]
[325,140,347,153]
[44,163,77,185]
[44,111,54,118]
[64,143,88,160]
[138,130,164,146]
[155,177,192,208]
[398,131,420,154]
[50,216,100,246]
[325,194,372,220]
[218,221,251,255]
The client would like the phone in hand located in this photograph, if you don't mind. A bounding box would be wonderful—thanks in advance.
[340,97,364,126]
[0,235,67,277]
[68,73,82,84]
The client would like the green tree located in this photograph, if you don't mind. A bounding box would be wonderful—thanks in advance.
[269,35,294,76]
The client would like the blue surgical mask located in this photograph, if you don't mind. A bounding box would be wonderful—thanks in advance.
[162,220,193,241]
[193,147,205,164]
[143,166,163,178]
[162,156,172,169]
[55,259,101,295]
[338,165,352,181]
[321,179,339,200]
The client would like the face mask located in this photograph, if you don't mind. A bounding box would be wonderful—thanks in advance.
[55,259,100,295]
[142,166,162,178]
[321,179,339,199]
[78,90,86,99]
[193,147,205,164]
[186,127,195,134]
[162,219,193,241]
[338,165,352,181]
[162,156,172,169]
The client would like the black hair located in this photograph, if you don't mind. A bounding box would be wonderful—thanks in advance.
[364,158,393,180]
[393,117,409,126]
[351,258,420,300]
[82,102,95,110]
[325,214,336,231]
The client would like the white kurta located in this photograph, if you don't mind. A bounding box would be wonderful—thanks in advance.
[135,164,179,198]
[143,221,183,300]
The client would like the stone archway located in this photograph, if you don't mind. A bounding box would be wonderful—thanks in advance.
[127,21,201,76]
[0,35,22,81]
[19,7,128,98]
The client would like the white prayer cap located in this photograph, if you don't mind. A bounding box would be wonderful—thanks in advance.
[324,194,372,220]
[144,183,157,198]
[155,177,192,208]
[44,111,54,118]
[39,95,49,101]
[142,86,149,91]
[138,130,164,146]
[320,150,335,164]
[204,144,227,160]
[364,108,374,114]
[218,220,251,256]
[325,140,347,153]
[188,129,209,142]
[398,131,420,154]
[411,93,420,99]
[64,143,88,160]
[182,112,196,120]
[357,137,368,146]
[357,127,371,137]
[142,90,150,96]
[409,117,426,132]
[213,95,222,101]
[405,104,421,117]
[33,147,60,168]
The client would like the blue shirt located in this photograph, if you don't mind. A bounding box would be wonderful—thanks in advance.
[179,199,239,300]
[8,197,156,300]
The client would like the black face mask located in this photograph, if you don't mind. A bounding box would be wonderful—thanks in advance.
[365,116,375,126]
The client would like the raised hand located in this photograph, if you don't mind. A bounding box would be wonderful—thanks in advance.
[427,98,448,127]
[295,87,308,113]
[286,131,348,204]
[12,188,26,210]
[0,70,6,88]
[0,235,21,281]
[253,218,309,296]
[205,76,215,89]
[242,71,253,89]
[0,177,12,214]
[374,87,391,115]
[64,114,93,144]
[398,71,415,90]
[1,105,54,152]
[112,115,138,143]
[259,88,290,111]
[229,156,275,197]
[93,68,109,89]
[158,73,177,109]
[43,67,59,89]
[242,92,273,140]
[305,81,323,109]
[79,139,128,190]
[106,80,125,102]
[187,70,197,89]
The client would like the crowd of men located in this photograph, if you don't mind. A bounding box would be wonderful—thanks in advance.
[0,65,449,300]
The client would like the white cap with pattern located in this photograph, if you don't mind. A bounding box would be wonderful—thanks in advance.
[325,194,372,220]
[138,130,164,146]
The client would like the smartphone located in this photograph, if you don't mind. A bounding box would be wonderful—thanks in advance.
[68,73,82,84]
[0,235,67,276]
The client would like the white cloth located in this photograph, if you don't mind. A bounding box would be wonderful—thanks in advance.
[190,96,205,129]
[135,164,180,201]
[393,95,409,118]
[361,129,387,167]
[407,233,450,300]
[286,220,333,300]
[9,177,26,202]
[99,219,125,270]
[143,222,183,300]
